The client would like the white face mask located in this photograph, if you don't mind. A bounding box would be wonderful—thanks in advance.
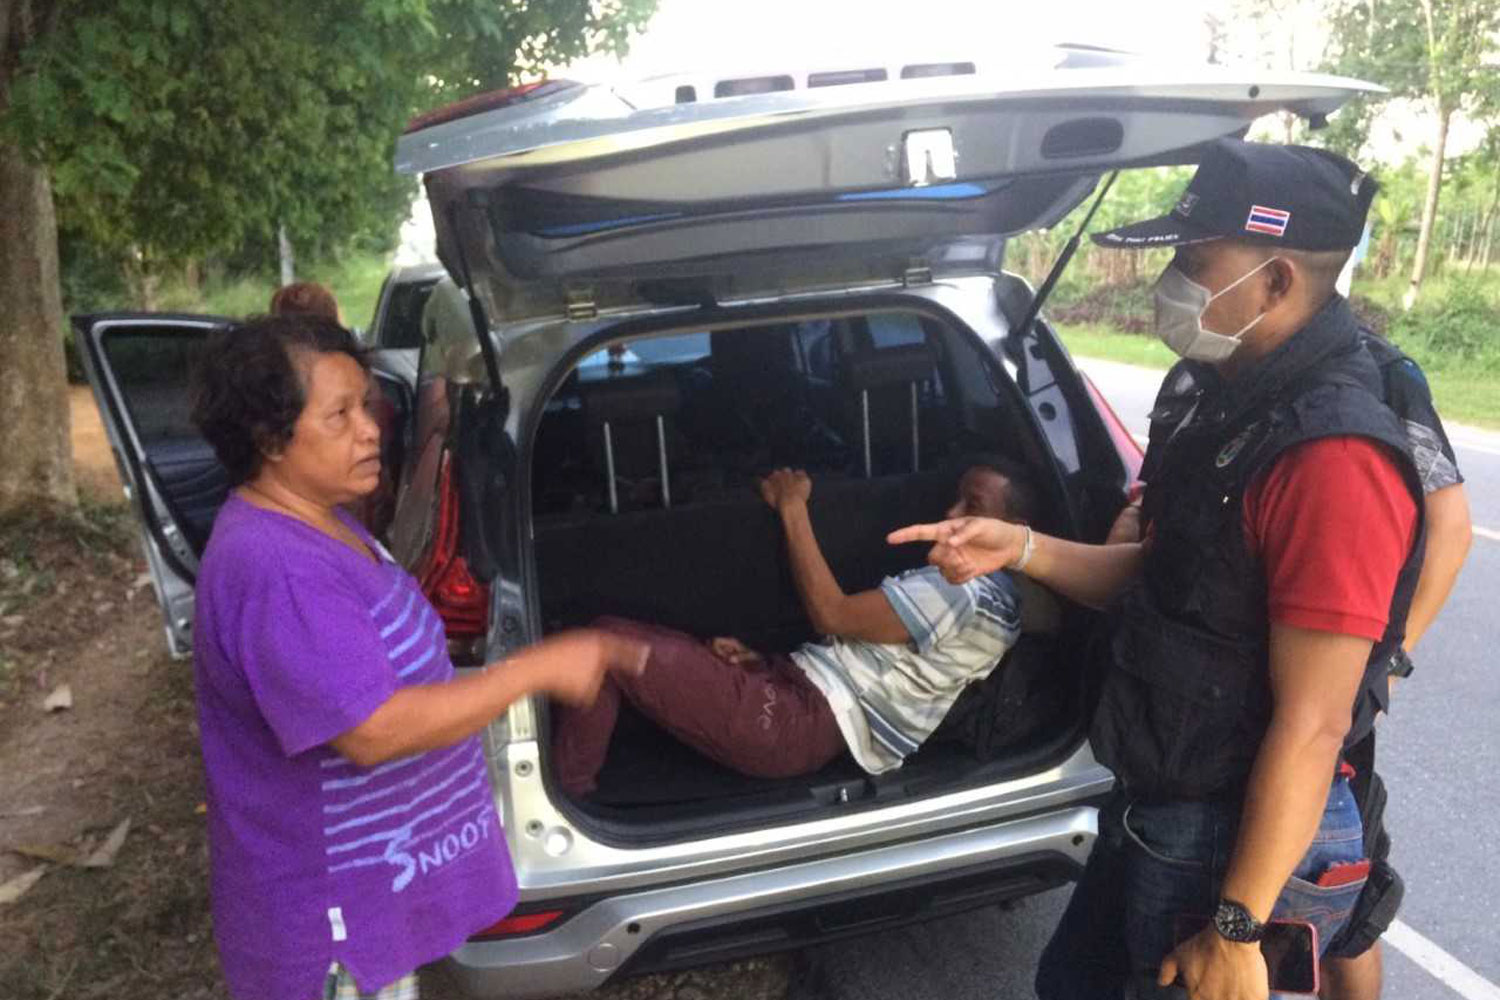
[1152,256,1279,362]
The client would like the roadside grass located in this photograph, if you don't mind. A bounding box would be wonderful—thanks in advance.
[1055,322,1500,430]
[1055,323,1179,370]
[1354,265,1500,316]
[155,252,392,331]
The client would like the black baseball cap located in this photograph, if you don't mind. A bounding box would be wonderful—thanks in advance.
[1092,139,1377,252]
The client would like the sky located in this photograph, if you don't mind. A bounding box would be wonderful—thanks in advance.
[566,0,1220,78]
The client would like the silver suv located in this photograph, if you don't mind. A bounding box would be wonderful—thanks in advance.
[79,47,1374,998]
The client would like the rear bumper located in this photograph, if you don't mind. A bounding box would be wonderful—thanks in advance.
[445,804,1097,998]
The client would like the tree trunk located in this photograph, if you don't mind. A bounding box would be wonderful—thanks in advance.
[1481,160,1500,269]
[0,0,77,514]
[1404,105,1452,311]
[0,138,78,514]
[278,222,295,285]
[124,248,160,310]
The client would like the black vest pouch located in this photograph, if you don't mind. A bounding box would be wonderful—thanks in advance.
[1093,586,1270,802]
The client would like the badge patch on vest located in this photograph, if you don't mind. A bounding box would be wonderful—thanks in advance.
[1216,425,1258,468]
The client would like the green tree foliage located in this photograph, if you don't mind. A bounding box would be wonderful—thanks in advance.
[0,0,656,513]
[1319,0,1500,307]
[3,0,657,287]
[1011,166,1194,297]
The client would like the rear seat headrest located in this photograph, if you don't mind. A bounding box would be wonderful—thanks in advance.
[578,369,681,424]
[844,343,935,391]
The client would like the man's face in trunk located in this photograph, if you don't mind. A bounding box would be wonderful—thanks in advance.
[946,467,1013,521]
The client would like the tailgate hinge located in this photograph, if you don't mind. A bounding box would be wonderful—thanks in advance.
[902,262,933,287]
[564,288,598,321]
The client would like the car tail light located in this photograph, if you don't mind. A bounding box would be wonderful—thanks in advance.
[1082,373,1144,484]
[414,451,489,641]
[469,910,566,941]
[403,80,575,134]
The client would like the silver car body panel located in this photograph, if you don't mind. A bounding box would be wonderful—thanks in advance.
[448,803,1101,998]
[491,736,1111,899]
[406,62,1378,326]
[409,272,1106,881]
[397,63,1380,178]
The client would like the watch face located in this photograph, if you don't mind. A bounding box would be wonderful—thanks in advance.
[1215,900,1264,943]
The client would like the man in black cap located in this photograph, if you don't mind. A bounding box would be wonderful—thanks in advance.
[1098,156,1476,1000]
[891,139,1431,999]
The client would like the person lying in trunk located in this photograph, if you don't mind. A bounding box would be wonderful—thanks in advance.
[551,459,1041,797]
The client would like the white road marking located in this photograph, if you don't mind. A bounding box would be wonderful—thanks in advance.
[1453,439,1500,459]
[1446,422,1500,458]
[1385,919,1500,1000]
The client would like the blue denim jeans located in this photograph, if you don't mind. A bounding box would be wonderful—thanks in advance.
[1035,777,1367,999]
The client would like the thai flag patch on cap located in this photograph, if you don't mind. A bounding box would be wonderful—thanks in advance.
[1245,205,1291,237]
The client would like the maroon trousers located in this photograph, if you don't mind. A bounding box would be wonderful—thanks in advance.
[550,617,846,797]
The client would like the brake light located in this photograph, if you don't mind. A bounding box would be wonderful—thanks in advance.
[470,910,566,941]
[403,80,575,134]
[1082,373,1144,483]
[414,451,489,639]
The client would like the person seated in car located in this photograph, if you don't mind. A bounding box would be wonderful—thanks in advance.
[551,458,1047,797]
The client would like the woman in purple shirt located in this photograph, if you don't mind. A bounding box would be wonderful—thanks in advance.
[188,314,645,1000]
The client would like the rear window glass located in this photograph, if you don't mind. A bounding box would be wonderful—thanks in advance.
[532,311,970,517]
[375,279,438,350]
[615,332,710,365]
[868,313,926,349]
[714,75,794,98]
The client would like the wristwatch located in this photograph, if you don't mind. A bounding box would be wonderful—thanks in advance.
[1213,899,1266,943]
[1388,647,1415,679]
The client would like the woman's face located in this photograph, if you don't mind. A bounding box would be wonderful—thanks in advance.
[262,350,382,507]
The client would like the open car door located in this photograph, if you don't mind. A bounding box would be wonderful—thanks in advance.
[76,313,417,658]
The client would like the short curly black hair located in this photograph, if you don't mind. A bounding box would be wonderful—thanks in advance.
[190,313,368,486]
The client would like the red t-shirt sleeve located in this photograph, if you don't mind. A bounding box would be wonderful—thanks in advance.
[1243,436,1418,641]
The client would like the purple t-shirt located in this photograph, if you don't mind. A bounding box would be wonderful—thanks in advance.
[193,495,518,999]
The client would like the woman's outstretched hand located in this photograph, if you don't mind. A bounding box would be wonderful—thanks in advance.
[528,629,649,707]
[886,517,1024,585]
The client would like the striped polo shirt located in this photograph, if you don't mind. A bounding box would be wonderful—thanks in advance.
[791,566,1022,773]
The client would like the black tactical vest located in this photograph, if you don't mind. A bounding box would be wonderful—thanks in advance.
[1090,296,1425,802]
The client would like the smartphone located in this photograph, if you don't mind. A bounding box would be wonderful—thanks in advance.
[1172,915,1320,995]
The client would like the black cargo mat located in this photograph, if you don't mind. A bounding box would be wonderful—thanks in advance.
[585,701,868,808]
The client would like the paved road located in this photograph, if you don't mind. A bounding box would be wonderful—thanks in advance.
[796,358,1500,1000]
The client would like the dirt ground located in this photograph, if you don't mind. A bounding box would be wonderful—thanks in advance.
[0,391,790,1000]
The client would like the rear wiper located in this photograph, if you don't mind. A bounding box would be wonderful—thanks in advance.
[1007,170,1119,361]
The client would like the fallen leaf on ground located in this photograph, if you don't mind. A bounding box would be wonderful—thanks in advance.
[0,866,48,904]
[0,805,46,819]
[10,842,84,866]
[83,818,131,868]
[43,684,73,712]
